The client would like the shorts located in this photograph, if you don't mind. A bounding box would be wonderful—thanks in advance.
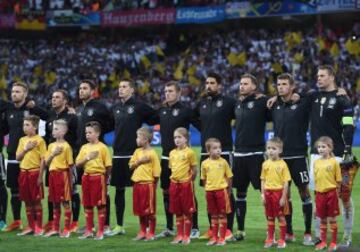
[233,154,263,191]
[133,183,156,216]
[6,160,20,189]
[309,154,342,190]
[284,157,309,188]
[169,180,196,215]
[82,174,107,207]
[340,160,359,203]
[19,169,44,202]
[315,189,340,219]
[110,157,132,188]
[48,170,72,203]
[206,188,231,215]
[200,152,232,187]
[264,189,288,218]
[160,158,171,190]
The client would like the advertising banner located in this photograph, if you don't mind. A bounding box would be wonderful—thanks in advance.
[0,14,15,28]
[15,10,46,30]
[176,5,225,24]
[47,10,100,26]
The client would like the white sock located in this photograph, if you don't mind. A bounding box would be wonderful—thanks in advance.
[342,198,354,239]
[314,216,321,238]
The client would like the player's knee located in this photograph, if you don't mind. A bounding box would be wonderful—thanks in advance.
[301,193,312,204]
[236,191,247,200]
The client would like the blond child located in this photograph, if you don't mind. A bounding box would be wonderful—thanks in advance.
[201,138,233,246]
[16,115,47,236]
[168,127,197,245]
[313,136,342,251]
[261,137,291,249]
[129,127,161,241]
[75,121,112,240]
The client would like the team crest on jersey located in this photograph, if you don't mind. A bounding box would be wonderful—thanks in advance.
[127,106,134,114]
[162,110,167,115]
[315,98,318,103]
[326,165,332,172]
[10,114,14,118]
[276,105,280,110]
[216,99,223,107]
[24,110,30,117]
[247,101,254,109]
[87,109,93,116]
[320,97,327,105]
[237,104,241,109]
[202,104,207,109]
[116,109,120,114]
[290,104,297,110]
[328,98,336,106]
[172,109,179,117]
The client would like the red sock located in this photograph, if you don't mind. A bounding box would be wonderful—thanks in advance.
[279,217,286,241]
[176,215,184,238]
[25,205,35,230]
[97,206,106,234]
[140,216,147,234]
[64,206,72,230]
[35,203,43,230]
[184,215,192,238]
[211,217,219,240]
[148,215,156,235]
[219,216,227,240]
[330,221,337,243]
[267,218,275,240]
[320,222,327,243]
[53,207,61,231]
[85,208,94,232]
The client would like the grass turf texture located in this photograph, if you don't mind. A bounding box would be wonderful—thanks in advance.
[1,147,360,252]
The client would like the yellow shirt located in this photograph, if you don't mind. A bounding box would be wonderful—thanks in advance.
[260,159,291,190]
[17,135,46,170]
[75,142,112,175]
[129,148,161,183]
[201,157,233,191]
[46,141,74,171]
[169,147,197,182]
[314,157,342,193]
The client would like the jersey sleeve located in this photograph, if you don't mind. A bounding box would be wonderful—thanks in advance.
[334,160,342,183]
[224,160,233,178]
[66,144,74,166]
[152,151,161,178]
[200,162,206,180]
[128,149,139,168]
[38,138,47,159]
[189,149,197,166]
[102,145,112,168]
[260,162,266,180]
[75,146,86,164]
[339,95,355,147]
[16,138,25,157]
[283,163,292,182]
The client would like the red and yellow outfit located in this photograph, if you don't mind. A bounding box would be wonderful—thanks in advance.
[314,158,342,219]
[168,147,197,215]
[46,141,73,203]
[16,134,46,202]
[76,142,112,207]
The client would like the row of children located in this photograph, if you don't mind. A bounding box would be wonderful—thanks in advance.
[15,115,342,249]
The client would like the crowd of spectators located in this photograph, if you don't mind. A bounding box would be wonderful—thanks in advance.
[0,23,359,115]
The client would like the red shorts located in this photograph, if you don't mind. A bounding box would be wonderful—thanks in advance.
[133,183,156,216]
[264,189,288,218]
[206,189,231,215]
[81,174,106,207]
[48,170,72,203]
[316,189,339,219]
[169,180,196,215]
[18,169,44,202]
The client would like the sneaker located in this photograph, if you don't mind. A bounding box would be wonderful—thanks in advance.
[60,229,70,238]
[78,231,94,240]
[0,221,7,231]
[313,237,322,246]
[225,229,234,241]
[5,220,22,232]
[76,226,87,234]
[94,231,104,241]
[34,227,44,236]
[339,236,352,248]
[108,225,126,236]
[156,228,175,238]
[171,235,183,244]
[328,242,337,251]
[103,226,112,236]
[17,227,34,236]
[315,241,327,250]
[43,221,53,233]
[217,238,226,246]
[182,236,190,245]
[277,239,286,249]
[145,233,155,241]
[190,228,200,239]
[69,222,79,233]
[303,233,314,246]
[133,232,146,241]
[264,238,273,248]
[206,238,217,246]
[199,229,211,239]
[44,229,59,238]
[234,230,246,241]
[285,233,296,242]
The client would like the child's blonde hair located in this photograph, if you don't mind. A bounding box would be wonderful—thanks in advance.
[53,119,68,131]
[174,127,189,144]
[205,138,221,152]
[137,127,153,142]
[315,136,334,156]
[24,115,40,128]
[266,137,283,153]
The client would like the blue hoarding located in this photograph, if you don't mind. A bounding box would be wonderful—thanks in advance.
[176,5,225,24]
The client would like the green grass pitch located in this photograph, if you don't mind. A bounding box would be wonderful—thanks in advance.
[1,147,360,252]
